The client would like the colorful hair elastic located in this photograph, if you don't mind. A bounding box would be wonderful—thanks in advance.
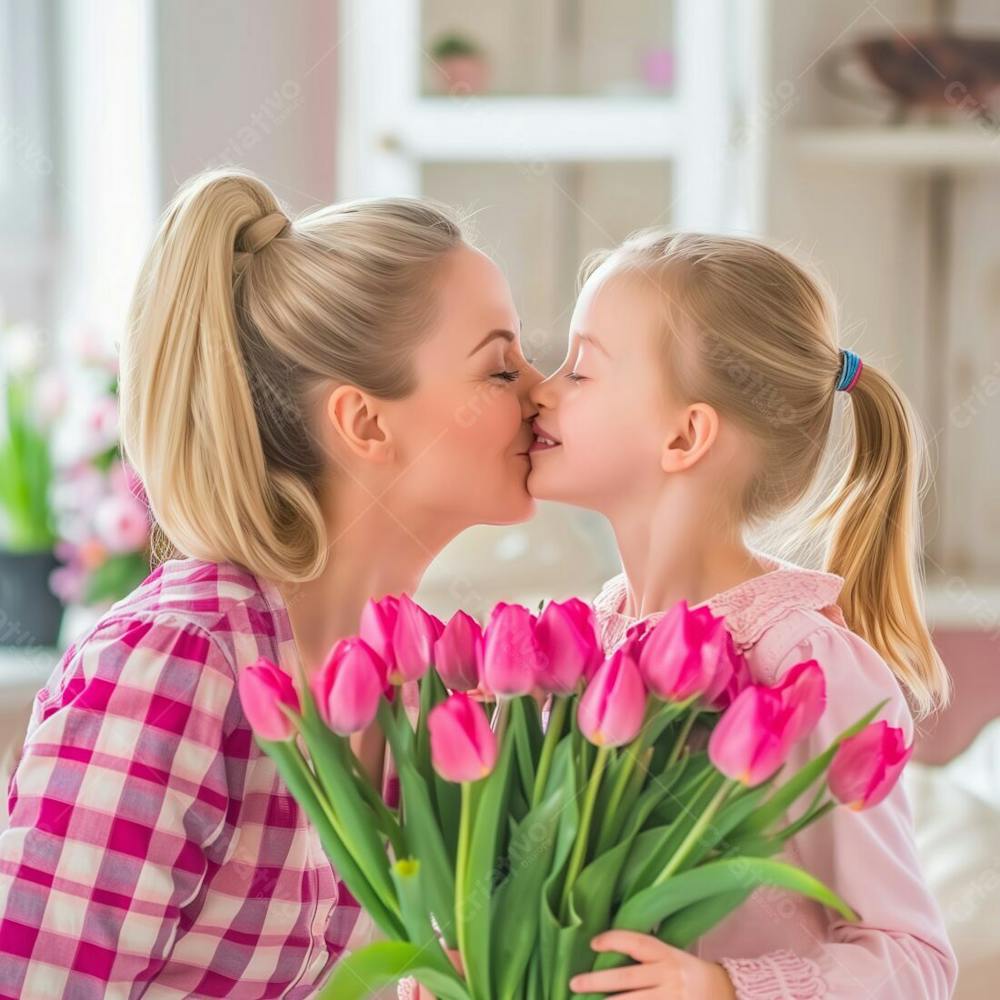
[835,348,863,393]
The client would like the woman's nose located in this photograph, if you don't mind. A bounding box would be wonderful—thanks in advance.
[528,368,559,411]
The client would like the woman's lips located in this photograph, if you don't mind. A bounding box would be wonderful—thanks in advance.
[530,421,561,453]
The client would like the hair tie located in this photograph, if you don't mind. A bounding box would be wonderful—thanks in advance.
[835,348,862,393]
[238,211,290,254]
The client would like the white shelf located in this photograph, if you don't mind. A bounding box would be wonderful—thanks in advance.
[394,97,683,162]
[787,126,1000,171]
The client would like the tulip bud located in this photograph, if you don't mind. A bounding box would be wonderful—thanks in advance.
[390,593,443,684]
[639,601,722,702]
[428,692,498,782]
[534,598,603,694]
[708,661,827,787]
[703,630,751,711]
[434,610,483,691]
[829,721,913,811]
[359,594,400,667]
[577,646,647,747]
[482,603,543,697]
[311,638,386,735]
[238,657,301,741]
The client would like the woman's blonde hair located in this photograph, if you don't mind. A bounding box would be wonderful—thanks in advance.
[583,231,949,719]
[120,169,465,585]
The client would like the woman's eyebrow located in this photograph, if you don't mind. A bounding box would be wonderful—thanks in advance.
[467,329,515,357]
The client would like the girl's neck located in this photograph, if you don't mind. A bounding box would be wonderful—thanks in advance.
[607,487,770,620]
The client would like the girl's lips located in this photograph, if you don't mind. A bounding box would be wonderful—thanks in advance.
[529,421,561,453]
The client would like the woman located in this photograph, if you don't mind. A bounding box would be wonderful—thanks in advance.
[0,169,543,998]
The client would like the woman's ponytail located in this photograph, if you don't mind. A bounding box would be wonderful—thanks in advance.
[120,169,464,586]
[812,361,951,719]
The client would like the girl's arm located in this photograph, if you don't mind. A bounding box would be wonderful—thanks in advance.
[0,615,236,996]
[718,624,958,1000]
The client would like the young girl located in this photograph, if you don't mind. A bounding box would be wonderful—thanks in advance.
[527,231,958,999]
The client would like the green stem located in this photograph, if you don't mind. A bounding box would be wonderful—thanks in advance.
[559,744,610,921]
[666,708,701,768]
[532,695,568,806]
[653,778,735,886]
[455,781,474,980]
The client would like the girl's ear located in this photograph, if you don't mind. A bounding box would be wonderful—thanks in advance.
[323,384,393,463]
[660,402,719,473]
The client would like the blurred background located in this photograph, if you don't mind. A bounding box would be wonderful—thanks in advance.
[0,0,999,991]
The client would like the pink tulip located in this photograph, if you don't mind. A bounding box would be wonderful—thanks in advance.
[428,692,498,782]
[534,598,603,694]
[708,661,827,786]
[389,594,443,684]
[310,638,386,735]
[434,610,483,691]
[359,594,400,667]
[577,645,647,747]
[482,603,544,697]
[829,721,913,811]
[638,602,724,703]
[703,631,752,711]
[238,657,301,741]
[773,660,827,743]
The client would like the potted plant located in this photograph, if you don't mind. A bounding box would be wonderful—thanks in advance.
[430,32,490,95]
[0,324,62,647]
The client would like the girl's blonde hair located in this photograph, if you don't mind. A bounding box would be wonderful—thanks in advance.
[584,231,949,719]
[120,169,465,585]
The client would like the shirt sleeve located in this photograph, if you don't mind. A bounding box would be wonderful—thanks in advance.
[719,624,958,1000]
[0,614,238,1000]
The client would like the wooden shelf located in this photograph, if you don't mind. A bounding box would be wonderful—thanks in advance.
[787,126,1000,171]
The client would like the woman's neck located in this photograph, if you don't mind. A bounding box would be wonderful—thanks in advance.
[607,486,769,620]
[276,490,451,676]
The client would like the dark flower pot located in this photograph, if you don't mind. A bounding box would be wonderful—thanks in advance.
[0,549,64,648]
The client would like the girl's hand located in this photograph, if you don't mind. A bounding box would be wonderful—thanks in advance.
[569,931,737,999]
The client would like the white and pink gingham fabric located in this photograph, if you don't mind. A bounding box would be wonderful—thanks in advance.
[0,557,377,999]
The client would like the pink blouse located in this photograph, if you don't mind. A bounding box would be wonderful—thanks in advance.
[593,551,958,999]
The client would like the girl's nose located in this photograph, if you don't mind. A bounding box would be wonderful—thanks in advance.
[518,356,546,414]
[529,369,559,410]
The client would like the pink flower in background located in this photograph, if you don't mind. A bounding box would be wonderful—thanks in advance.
[482,603,543,697]
[311,638,386,735]
[434,610,483,691]
[238,657,301,742]
[93,491,150,553]
[577,645,647,747]
[534,598,603,693]
[829,721,913,811]
[428,692,497,782]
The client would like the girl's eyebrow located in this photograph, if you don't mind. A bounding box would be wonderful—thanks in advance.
[576,332,611,358]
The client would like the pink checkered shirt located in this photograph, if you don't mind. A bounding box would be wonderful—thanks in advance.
[0,557,382,999]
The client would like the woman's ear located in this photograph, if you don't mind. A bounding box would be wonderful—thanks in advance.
[660,402,719,473]
[323,384,393,463]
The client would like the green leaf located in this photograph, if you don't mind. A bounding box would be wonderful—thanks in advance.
[298,712,399,918]
[378,699,457,946]
[262,739,404,939]
[615,856,858,932]
[316,941,469,1000]
[657,887,754,949]
[460,724,515,1000]
[492,781,565,998]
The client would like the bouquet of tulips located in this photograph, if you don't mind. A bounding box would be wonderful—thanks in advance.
[238,594,911,1000]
